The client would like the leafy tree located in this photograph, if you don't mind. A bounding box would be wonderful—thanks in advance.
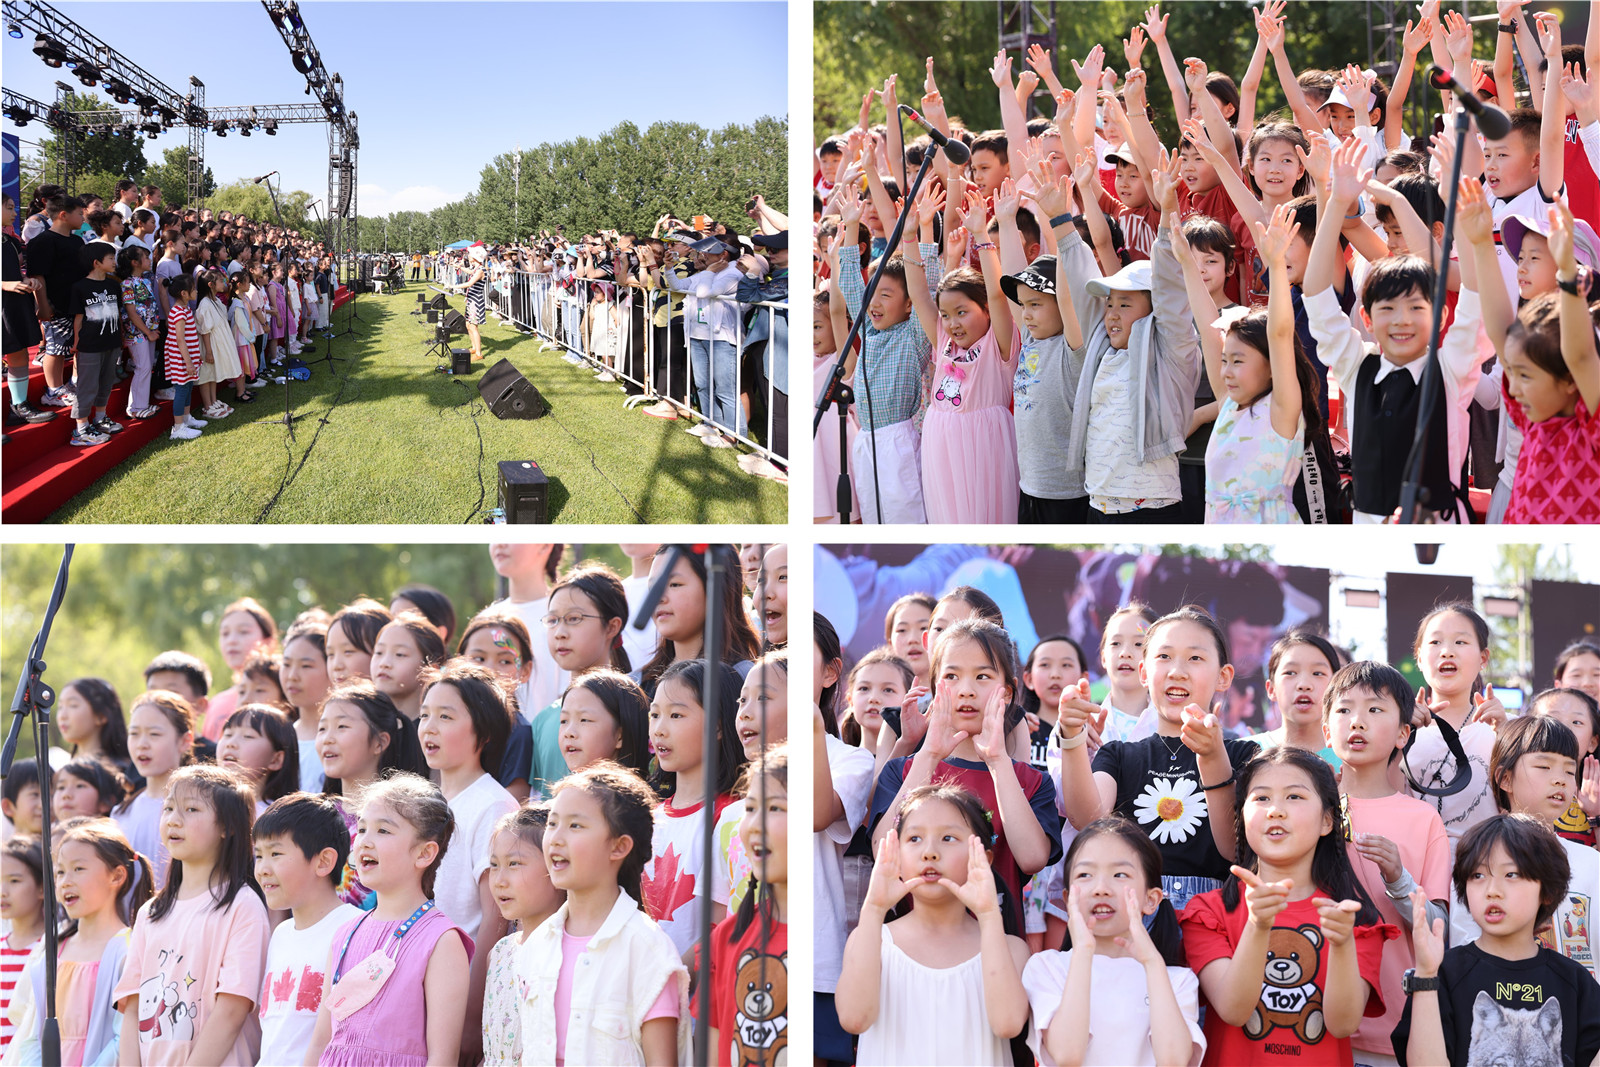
[35,90,148,187]
[207,179,315,229]
[141,145,217,210]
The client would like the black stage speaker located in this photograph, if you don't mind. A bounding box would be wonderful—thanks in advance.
[497,460,549,523]
[428,294,449,310]
[440,309,467,334]
[451,347,472,375]
[478,358,547,419]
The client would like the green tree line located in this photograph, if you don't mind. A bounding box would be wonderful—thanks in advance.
[815,1,1483,149]
[0,543,628,758]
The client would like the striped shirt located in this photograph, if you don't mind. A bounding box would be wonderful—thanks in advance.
[163,302,201,385]
[837,242,936,431]
[0,931,37,1053]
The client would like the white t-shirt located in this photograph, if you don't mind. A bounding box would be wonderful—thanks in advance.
[1452,835,1600,980]
[1021,949,1207,1067]
[435,773,519,942]
[1400,719,1498,857]
[642,795,734,958]
[298,738,325,794]
[112,791,170,890]
[494,594,567,717]
[815,734,874,993]
[619,573,660,676]
[1085,346,1181,514]
[256,902,362,1067]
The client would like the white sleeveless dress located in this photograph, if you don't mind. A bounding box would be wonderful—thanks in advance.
[856,924,1010,1067]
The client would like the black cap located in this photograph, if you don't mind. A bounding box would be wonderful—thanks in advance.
[1000,255,1057,303]
[752,231,788,250]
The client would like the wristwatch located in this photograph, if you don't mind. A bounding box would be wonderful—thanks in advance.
[1402,968,1439,994]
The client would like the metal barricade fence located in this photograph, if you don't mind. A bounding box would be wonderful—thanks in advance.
[433,259,786,465]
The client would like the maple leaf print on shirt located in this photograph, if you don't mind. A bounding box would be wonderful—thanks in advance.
[643,842,698,923]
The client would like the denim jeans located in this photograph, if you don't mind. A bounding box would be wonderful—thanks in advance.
[689,337,743,436]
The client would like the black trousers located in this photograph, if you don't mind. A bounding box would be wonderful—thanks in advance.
[1018,492,1089,524]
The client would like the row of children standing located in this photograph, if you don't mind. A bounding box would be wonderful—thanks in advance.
[0,542,790,1065]
[813,1,1600,523]
[814,586,1600,1066]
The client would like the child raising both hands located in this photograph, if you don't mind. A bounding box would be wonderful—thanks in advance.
[838,784,1031,1067]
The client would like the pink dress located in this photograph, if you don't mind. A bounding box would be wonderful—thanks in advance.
[268,282,288,340]
[920,324,1021,523]
[319,906,472,1067]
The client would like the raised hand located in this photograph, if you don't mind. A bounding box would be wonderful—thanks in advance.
[1579,755,1600,817]
[838,191,863,227]
[1327,135,1373,207]
[1026,42,1056,83]
[1098,89,1132,141]
[1442,9,1473,71]
[1313,897,1363,947]
[1561,61,1596,114]
[995,176,1021,223]
[938,834,1002,916]
[991,48,1014,89]
[896,684,931,751]
[1252,201,1302,271]
[972,683,1010,765]
[1549,198,1580,275]
[1353,832,1404,884]
[881,72,898,103]
[1017,68,1041,100]
[1454,175,1494,246]
[1409,888,1445,976]
[1413,685,1451,730]
[863,829,921,915]
[1113,884,1164,964]
[1124,24,1148,71]
[912,182,946,228]
[1150,147,1183,213]
[1183,56,1209,96]
[925,56,938,97]
[963,185,989,237]
[1233,864,1293,932]
[1428,130,1456,184]
[923,680,970,762]
[1296,136,1333,190]
[1065,883,1096,948]
[1179,703,1226,759]
[1402,14,1435,57]
[1071,150,1098,190]
[1071,44,1106,92]
[1142,4,1169,44]
[946,225,971,267]
[1534,11,1562,59]
[1470,688,1508,729]
[1123,66,1149,106]
[1180,115,1218,158]
[1057,677,1109,745]
[1020,161,1075,219]
[858,87,875,132]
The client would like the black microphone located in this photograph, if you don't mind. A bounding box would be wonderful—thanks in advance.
[252,171,278,184]
[899,105,972,164]
[1429,66,1511,139]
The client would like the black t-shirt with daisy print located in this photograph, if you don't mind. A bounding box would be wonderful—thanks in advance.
[1092,734,1258,908]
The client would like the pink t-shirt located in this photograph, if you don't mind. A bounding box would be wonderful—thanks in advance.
[553,931,677,1067]
[113,889,271,1067]
[1345,792,1452,1059]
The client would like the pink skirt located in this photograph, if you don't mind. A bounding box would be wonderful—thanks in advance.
[920,403,1020,524]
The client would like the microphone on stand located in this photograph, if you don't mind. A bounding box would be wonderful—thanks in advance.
[252,170,279,184]
[898,105,972,164]
[1428,67,1512,138]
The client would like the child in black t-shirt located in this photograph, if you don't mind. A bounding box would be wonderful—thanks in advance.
[68,241,124,446]
[1394,813,1600,1067]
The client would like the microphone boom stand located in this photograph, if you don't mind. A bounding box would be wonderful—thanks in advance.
[0,544,75,1067]
[1398,104,1470,524]
[813,143,938,524]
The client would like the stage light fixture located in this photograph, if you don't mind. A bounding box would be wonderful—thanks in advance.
[33,35,67,68]
[7,22,23,38]
[213,120,228,136]
[239,123,252,137]
[73,61,101,87]
[106,78,133,104]
[264,119,278,135]
[5,105,29,127]
[292,48,313,74]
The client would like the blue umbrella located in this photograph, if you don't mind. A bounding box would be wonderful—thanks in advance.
[444,239,481,250]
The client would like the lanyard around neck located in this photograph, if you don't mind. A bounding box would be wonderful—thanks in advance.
[332,899,434,983]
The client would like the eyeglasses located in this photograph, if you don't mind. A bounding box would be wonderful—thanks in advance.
[542,612,603,630]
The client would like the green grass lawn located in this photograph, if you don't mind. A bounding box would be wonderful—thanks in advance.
[53,288,787,524]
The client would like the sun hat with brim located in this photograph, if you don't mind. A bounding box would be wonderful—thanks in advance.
[1502,213,1600,272]
[690,236,733,256]
[1000,256,1058,303]
[1103,143,1139,167]
[1085,258,1153,297]
[1318,82,1375,113]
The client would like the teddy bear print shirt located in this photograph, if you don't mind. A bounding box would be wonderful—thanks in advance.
[706,912,786,1067]
[1180,891,1394,1067]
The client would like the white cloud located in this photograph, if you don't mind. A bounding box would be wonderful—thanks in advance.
[357,183,459,215]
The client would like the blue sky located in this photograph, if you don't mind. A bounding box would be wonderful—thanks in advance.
[3,1,787,214]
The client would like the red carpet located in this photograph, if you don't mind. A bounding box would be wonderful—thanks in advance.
[2,359,176,523]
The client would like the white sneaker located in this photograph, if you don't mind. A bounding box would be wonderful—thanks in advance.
[739,453,788,480]
[153,387,175,402]
[596,370,617,382]
[287,343,303,355]
[169,424,201,440]
[685,422,712,438]
[702,431,733,449]
[186,415,208,428]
